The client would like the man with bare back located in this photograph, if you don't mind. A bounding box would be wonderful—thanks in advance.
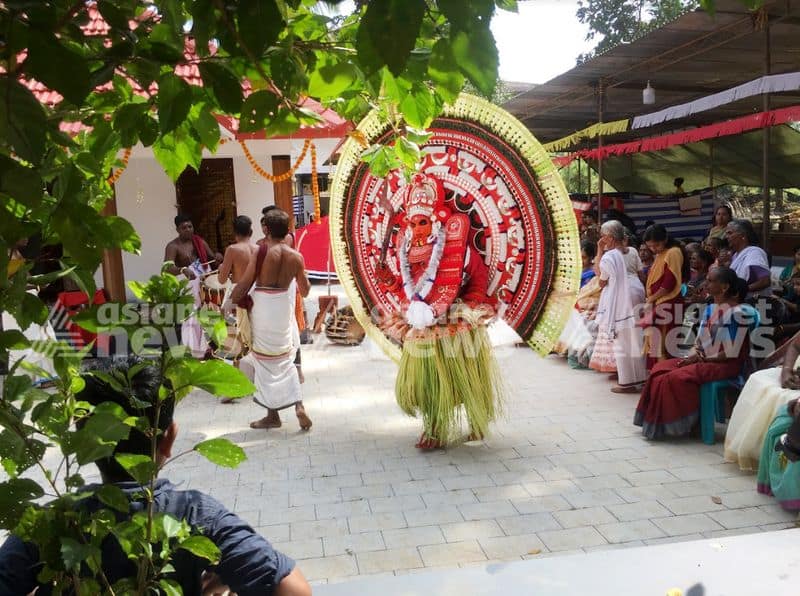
[217,216,259,368]
[230,208,312,431]
[164,214,222,357]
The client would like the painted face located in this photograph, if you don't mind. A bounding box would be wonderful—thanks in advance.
[177,220,194,240]
[409,215,432,244]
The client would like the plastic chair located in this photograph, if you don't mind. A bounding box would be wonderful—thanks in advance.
[698,305,760,445]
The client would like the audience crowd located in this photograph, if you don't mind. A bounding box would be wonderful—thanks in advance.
[561,204,800,513]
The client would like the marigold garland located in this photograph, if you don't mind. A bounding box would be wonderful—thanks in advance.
[107,147,132,184]
[239,138,311,183]
[310,141,321,224]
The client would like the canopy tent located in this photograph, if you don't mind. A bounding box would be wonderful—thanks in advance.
[579,124,800,195]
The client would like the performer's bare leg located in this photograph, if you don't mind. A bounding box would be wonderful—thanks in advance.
[295,401,312,431]
[416,421,443,450]
[250,409,282,429]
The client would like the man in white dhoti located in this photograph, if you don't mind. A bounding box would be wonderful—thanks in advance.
[163,215,221,358]
[230,208,312,431]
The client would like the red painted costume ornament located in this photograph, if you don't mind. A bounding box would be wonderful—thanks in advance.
[330,94,581,449]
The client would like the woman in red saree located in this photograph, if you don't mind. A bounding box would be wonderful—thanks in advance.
[642,225,689,369]
[634,267,755,439]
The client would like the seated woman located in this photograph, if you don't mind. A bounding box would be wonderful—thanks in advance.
[725,331,800,471]
[554,276,601,369]
[686,249,714,304]
[757,397,800,511]
[778,245,800,297]
[634,267,754,439]
[580,240,597,288]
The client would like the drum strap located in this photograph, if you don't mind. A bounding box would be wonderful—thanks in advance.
[236,243,268,311]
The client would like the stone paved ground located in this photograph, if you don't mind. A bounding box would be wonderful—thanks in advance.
[164,299,798,586]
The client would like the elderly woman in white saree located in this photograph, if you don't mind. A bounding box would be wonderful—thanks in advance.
[589,220,647,393]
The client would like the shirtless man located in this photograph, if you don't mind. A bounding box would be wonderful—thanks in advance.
[164,214,222,279]
[231,208,312,430]
[218,215,259,285]
[164,214,222,358]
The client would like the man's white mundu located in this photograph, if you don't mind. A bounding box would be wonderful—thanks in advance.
[240,282,301,409]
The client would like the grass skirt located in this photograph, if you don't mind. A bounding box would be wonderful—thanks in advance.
[395,325,502,445]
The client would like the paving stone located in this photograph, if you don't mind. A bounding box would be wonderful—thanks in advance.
[315,500,371,520]
[553,506,616,528]
[368,495,426,513]
[272,538,324,560]
[392,479,446,496]
[622,470,680,486]
[458,500,518,521]
[522,480,579,496]
[607,500,673,522]
[595,519,666,543]
[662,479,725,498]
[323,532,386,556]
[291,518,349,540]
[652,513,724,536]
[404,506,464,527]
[311,473,364,491]
[419,489,478,507]
[708,507,795,529]
[348,512,408,534]
[362,469,411,486]
[496,513,561,535]
[478,533,547,559]
[419,540,487,567]
[357,547,424,574]
[299,555,359,582]
[510,495,572,514]
[440,519,504,543]
[537,526,608,551]
[562,489,626,509]
[290,490,342,508]
[660,495,728,515]
[341,484,393,502]
[382,526,445,549]
[575,474,632,491]
[255,523,291,544]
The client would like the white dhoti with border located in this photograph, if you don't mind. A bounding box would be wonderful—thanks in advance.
[240,284,301,410]
[180,262,209,357]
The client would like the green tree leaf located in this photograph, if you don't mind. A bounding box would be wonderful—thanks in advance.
[61,537,101,571]
[169,359,255,397]
[67,402,133,465]
[357,0,426,76]
[0,155,43,207]
[96,485,129,514]
[237,0,285,57]
[18,292,48,328]
[192,105,221,152]
[495,0,518,11]
[450,28,498,97]
[0,79,49,164]
[199,62,244,113]
[0,478,43,528]
[194,437,247,468]
[428,38,465,104]
[239,90,280,133]
[159,578,183,596]
[309,58,360,100]
[395,136,421,170]
[157,74,192,135]
[399,83,436,129]
[179,535,221,564]
[152,123,203,180]
[114,453,157,485]
[26,29,92,105]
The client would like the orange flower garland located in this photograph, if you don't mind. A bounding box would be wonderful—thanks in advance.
[239,138,311,183]
[107,147,132,184]
[310,141,321,224]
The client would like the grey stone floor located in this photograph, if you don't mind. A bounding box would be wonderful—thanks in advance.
[163,311,798,586]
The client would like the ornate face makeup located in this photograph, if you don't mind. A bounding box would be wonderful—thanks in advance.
[409,215,432,245]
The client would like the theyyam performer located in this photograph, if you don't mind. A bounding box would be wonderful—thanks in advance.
[330,94,580,449]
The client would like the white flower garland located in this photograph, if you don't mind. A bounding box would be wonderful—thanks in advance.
[399,226,447,301]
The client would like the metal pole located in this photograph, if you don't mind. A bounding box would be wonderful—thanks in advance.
[761,20,771,249]
[709,140,715,200]
[597,80,605,222]
[577,158,583,194]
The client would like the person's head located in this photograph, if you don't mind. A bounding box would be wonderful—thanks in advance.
[705,266,746,303]
[643,224,670,255]
[685,241,701,255]
[582,210,597,227]
[623,229,639,250]
[717,247,733,268]
[644,220,655,229]
[581,240,596,270]
[714,204,733,228]
[77,357,176,482]
[674,177,684,189]
[703,236,726,259]
[233,215,252,239]
[690,249,714,275]
[600,220,625,246]
[174,214,193,241]
[262,205,277,216]
[639,245,654,267]
[409,214,433,245]
[725,218,758,251]
[264,208,290,240]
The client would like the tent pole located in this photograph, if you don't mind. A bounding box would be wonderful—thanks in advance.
[597,80,605,222]
[709,140,715,200]
[577,158,582,194]
[761,18,771,250]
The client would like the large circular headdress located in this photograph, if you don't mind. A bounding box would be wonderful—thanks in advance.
[330,94,580,361]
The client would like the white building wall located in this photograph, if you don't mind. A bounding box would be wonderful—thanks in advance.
[109,137,338,299]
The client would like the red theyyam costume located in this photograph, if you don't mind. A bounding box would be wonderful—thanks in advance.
[330,94,581,449]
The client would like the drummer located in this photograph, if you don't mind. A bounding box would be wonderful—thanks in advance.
[164,214,222,357]
[218,216,259,354]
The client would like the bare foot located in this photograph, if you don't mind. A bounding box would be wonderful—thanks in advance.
[415,432,443,450]
[296,404,312,431]
[250,415,282,429]
[466,430,485,442]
